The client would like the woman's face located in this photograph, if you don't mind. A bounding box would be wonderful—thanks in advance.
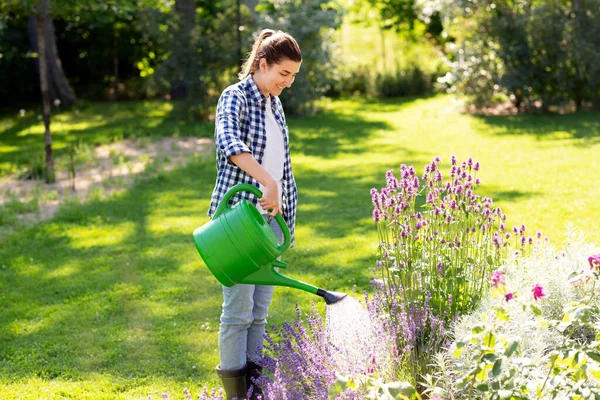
[258,58,302,97]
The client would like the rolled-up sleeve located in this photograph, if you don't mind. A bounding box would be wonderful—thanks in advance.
[216,89,251,163]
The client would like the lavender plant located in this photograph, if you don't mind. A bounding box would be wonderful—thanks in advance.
[259,304,338,400]
[258,299,410,400]
[371,156,511,321]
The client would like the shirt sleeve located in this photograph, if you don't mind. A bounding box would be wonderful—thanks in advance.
[215,88,251,163]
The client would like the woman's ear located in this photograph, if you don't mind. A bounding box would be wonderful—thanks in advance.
[259,58,268,73]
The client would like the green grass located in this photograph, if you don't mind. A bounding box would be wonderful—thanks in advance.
[0,100,214,177]
[1,95,599,398]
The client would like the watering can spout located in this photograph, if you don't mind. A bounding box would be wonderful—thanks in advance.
[316,289,348,305]
[240,261,347,304]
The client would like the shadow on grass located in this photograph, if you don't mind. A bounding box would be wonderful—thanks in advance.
[0,101,214,176]
[0,99,412,385]
[289,96,425,158]
[473,111,600,146]
[0,158,221,382]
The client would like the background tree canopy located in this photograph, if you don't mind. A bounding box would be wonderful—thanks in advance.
[0,0,598,115]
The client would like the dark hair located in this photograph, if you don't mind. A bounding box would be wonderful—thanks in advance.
[239,29,302,80]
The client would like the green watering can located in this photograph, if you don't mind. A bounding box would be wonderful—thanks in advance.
[193,184,347,305]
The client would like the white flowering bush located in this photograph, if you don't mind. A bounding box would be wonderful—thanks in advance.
[424,235,600,399]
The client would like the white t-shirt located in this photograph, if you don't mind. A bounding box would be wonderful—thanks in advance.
[256,96,285,215]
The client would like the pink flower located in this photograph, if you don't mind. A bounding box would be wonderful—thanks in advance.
[504,292,514,302]
[532,284,546,301]
[589,254,600,270]
[490,270,505,287]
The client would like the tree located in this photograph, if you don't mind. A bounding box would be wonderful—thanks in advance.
[28,8,77,107]
[35,0,56,183]
[438,0,600,111]
[1,0,79,182]
[169,0,198,99]
[256,0,343,115]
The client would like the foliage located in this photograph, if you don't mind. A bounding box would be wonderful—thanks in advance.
[329,373,421,400]
[438,0,600,111]
[327,60,437,98]
[256,0,343,115]
[425,237,600,399]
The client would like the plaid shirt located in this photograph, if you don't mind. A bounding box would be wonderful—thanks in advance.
[208,75,298,245]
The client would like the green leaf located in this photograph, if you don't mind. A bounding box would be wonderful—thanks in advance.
[472,325,485,334]
[476,383,489,391]
[452,341,465,358]
[530,304,542,316]
[504,340,519,357]
[587,352,600,363]
[385,381,421,399]
[496,308,510,322]
[490,359,503,377]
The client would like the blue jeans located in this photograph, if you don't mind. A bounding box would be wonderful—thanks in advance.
[218,216,282,370]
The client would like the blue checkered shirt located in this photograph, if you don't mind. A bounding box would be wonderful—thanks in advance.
[208,75,298,246]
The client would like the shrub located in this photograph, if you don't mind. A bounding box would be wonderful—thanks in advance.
[327,61,436,99]
[424,234,600,399]
[439,0,600,111]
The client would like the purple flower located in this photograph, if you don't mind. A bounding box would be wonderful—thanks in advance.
[451,155,457,165]
[504,292,514,302]
[532,284,546,301]
[373,209,381,222]
[490,270,505,287]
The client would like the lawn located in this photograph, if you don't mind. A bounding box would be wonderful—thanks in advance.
[0,95,599,398]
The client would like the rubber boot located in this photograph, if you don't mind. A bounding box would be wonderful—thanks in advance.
[216,365,248,400]
[246,361,264,400]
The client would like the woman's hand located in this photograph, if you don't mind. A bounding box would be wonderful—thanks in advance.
[229,152,281,216]
[259,179,281,216]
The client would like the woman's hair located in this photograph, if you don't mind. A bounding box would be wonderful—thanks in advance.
[239,29,302,80]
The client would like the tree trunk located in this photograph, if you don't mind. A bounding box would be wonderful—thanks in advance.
[572,0,585,111]
[36,2,55,184]
[28,4,76,107]
[170,0,196,99]
[111,26,119,101]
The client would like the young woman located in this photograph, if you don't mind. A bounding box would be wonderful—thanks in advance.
[208,29,302,400]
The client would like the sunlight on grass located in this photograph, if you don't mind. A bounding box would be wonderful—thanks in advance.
[64,223,135,249]
[44,264,78,279]
[1,95,599,398]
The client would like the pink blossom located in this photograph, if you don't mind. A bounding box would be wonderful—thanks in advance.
[532,284,546,301]
[490,270,505,287]
[588,254,600,270]
[504,292,514,302]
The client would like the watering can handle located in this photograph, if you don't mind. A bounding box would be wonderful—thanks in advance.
[213,184,291,253]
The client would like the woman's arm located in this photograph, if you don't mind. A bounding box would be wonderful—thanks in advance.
[229,152,281,216]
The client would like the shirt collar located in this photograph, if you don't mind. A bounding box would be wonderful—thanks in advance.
[244,74,268,105]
